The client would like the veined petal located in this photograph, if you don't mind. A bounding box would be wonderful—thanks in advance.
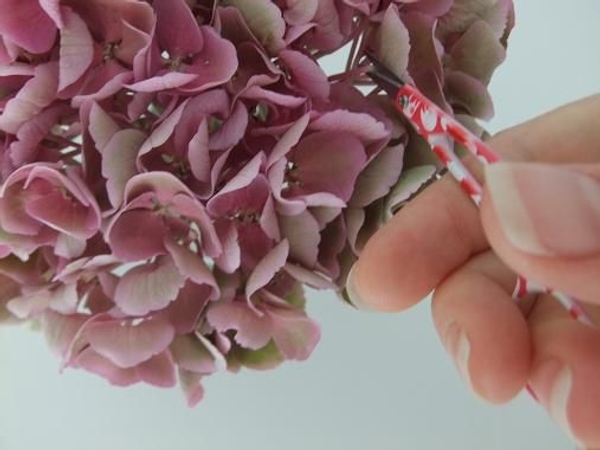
[58,8,94,91]
[114,257,186,316]
[246,239,289,300]
[85,316,175,368]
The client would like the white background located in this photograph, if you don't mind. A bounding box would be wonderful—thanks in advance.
[1,2,600,449]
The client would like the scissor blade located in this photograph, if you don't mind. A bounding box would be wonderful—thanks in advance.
[366,69,403,97]
[363,51,405,97]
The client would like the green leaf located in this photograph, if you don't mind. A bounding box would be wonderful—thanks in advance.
[233,340,284,371]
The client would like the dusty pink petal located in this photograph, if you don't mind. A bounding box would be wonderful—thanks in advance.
[0,63,34,77]
[349,144,404,207]
[154,0,204,56]
[102,129,145,208]
[54,233,86,259]
[188,119,210,182]
[402,0,452,16]
[74,348,140,387]
[127,72,199,92]
[279,50,329,100]
[213,219,240,274]
[242,85,306,108]
[54,254,119,283]
[13,103,68,150]
[88,102,120,150]
[284,23,315,46]
[266,113,309,167]
[448,20,506,84]
[0,0,57,53]
[0,183,42,236]
[138,100,188,157]
[344,207,364,254]
[85,316,175,368]
[0,62,58,134]
[107,208,169,262]
[283,0,318,25]
[164,238,219,298]
[237,222,273,272]
[213,332,232,355]
[176,27,238,93]
[174,90,230,150]
[169,194,222,258]
[163,282,211,334]
[74,348,176,388]
[41,311,88,358]
[287,131,366,203]
[317,215,346,276]
[306,0,344,51]
[246,239,289,300]
[404,12,447,107]
[284,263,336,289]
[170,334,220,374]
[209,152,263,201]
[0,226,57,257]
[439,0,513,39]
[208,100,248,150]
[260,195,280,241]
[7,289,49,319]
[226,42,278,95]
[373,5,410,77]
[114,257,186,316]
[24,183,97,239]
[71,65,133,107]
[268,159,307,215]
[39,0,62,27]
[47,283,79,314]
[444,70,494,120]
[0,39,11,64]
[58,7,94,91]
[309,110,389,144]
[308,205,341,228]
[222,0,285,53]
[0,164,101,240]
[278,210,319,268]
[206,301,271,350]
[123,171,191,204]
[136,350,177,388]
[264,306,320,360]
[179,369,205,407]
[207,174,269,218]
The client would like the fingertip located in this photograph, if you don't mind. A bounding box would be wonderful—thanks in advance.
[480,184,600,304]
[348,177,486,312]
[529,320,600,448]
[431,254,531,403]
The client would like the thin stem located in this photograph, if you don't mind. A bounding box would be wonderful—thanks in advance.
[45,134,82,150]
[327,65,371,84]
[345,25,362,72]
[59,148,81,159]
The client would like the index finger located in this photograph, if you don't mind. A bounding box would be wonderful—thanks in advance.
[347,93,600,312]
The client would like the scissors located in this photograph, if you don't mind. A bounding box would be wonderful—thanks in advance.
[365,52,593,326]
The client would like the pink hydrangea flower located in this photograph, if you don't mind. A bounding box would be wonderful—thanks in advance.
[0,0,514,405]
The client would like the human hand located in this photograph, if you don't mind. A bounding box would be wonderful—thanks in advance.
[347,94,600,448]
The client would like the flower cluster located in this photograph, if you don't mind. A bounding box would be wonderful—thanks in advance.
[0,0,513,405]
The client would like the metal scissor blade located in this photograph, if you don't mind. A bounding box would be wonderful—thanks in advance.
[363,51,405,97]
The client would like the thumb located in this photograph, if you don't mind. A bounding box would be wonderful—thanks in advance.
[480,162,600,304]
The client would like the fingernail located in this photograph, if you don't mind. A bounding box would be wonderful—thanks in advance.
[533,359,583,446]
[485,163,600,257]
[345,264,372,311]
[443,322,475,393]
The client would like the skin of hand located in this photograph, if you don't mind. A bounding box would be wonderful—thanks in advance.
[346,94,600,448]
